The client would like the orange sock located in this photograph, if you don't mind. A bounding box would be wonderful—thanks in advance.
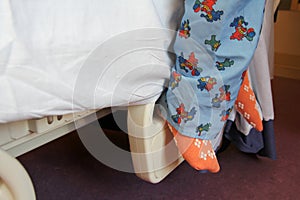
[235,70,263,131]
[168,123,220,173]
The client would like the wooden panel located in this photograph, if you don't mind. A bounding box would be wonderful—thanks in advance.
[290,0,300,10]
[274,53,300,80]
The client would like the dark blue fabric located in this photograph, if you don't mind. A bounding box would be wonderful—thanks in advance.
[223,120,276,160]
[258,120,277,160]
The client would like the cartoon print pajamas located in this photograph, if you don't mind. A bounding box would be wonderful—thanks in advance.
[162,0,266,171]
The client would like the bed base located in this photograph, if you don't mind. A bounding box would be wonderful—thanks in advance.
[0,149,35,200]
[0,109,110,200]
[0,109,112,157]
[128,103,184,183]
[0,103,183,199]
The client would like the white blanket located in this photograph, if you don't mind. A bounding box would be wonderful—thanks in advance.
[0,0,184,122]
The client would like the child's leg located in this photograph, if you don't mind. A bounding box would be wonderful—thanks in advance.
[165,0,266,171]
[168,122,220,173]
[235,70,263,132]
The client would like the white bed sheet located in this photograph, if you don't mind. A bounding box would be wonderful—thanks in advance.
[0,0,184,122]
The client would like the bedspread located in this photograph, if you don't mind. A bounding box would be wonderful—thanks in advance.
[0,0,184,122]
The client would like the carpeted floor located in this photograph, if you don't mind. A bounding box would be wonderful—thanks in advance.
[18,77,300,200]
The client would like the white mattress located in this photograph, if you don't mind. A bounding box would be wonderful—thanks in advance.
[0,0,184,122]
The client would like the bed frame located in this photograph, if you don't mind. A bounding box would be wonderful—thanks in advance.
[0,103,183,200]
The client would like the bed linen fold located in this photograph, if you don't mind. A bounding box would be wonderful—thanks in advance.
[0,0,183,122]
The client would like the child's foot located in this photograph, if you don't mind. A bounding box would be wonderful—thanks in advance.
[168,123,220,173]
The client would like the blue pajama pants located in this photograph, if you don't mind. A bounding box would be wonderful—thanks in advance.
[164,0,266,140]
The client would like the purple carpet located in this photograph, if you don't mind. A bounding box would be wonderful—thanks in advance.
[18,77,300,200]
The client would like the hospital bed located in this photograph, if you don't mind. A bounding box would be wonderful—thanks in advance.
[0,0,279,199]
[0,0,184,199]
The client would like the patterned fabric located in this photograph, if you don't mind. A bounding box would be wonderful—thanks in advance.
[165,0,266,140]
[167,122,220,172]
[235,70,263,131]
